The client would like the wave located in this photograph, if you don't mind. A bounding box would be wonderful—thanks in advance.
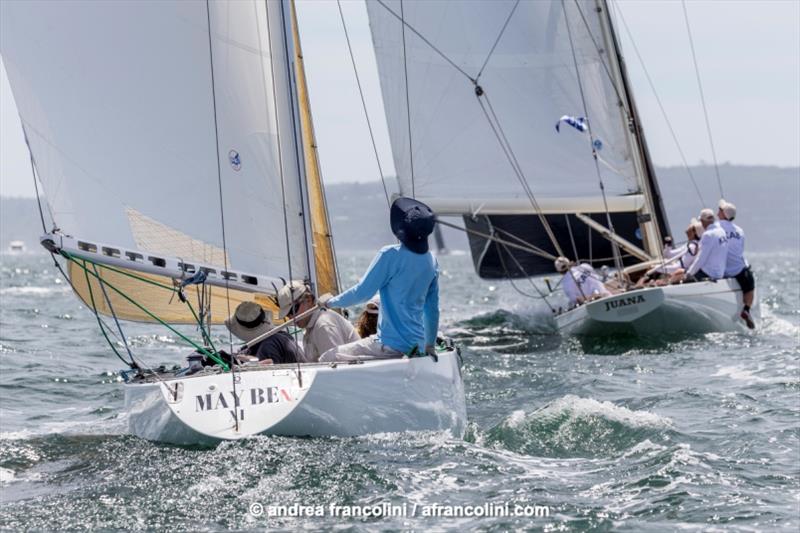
[0,286,70,296]
[482,395,672,458]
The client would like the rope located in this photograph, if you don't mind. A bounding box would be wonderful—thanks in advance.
[91,262,137,365]
[495,241,557,312]
[336,0,390,207]
[681,0,724,198]
[561,0,624,276]
[79,259,137,368]
[613,2,705,207]
[399,0,416,198]
[565,214,580,261]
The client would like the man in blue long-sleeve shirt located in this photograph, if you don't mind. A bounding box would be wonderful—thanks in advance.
[319,197,439,362]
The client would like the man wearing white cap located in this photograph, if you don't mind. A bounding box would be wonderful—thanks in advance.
[718,199,756,329]
[683,208,728,282]
[554,256,611,306]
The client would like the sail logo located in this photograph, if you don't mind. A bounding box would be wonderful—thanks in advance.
[228,149,242,171]
[194,387,292,414]
[604,294,645,312]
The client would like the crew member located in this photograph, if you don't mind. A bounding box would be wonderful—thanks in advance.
[718,199,756,329]
[555,256,612,306]
[225,301,303,364]
[683,208,728,282]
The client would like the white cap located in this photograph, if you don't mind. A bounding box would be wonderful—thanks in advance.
[276,280,311,319]
[698,208,715,222]
[718,199,737,220]
[365,297,380,315]
[554,256,571,273]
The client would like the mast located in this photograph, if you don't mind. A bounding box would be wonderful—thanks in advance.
[288,0,340,296]
[596,0,670,253]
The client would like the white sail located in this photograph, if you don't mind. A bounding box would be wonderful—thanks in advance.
[366,0,640,212]
[0,0,311,285]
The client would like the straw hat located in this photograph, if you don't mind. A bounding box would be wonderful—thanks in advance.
[225,302,272,343]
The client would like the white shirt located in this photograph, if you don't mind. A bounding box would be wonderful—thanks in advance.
[718,219,748,277]
[687,223,728,279]
[562,264,610,305]
[302,309,359,362]
[679,241,700,271]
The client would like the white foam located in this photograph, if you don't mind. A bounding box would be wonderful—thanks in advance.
[0,467,15,484]
[529,395,673,429]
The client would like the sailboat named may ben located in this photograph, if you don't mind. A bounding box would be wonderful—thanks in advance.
[1,0,466,445]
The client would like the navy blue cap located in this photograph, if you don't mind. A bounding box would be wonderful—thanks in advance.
[390,197,436,254]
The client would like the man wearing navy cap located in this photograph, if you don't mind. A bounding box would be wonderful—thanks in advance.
[318,197,440,361]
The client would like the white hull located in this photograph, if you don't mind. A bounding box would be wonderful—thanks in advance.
[124,352,466,445]
[555,280,758,337]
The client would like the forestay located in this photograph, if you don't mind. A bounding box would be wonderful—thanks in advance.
[1,0,325,321]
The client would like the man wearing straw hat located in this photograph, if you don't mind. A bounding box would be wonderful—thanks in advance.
[225,301,304,364]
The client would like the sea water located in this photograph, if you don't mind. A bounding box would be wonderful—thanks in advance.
[0,252,798,531]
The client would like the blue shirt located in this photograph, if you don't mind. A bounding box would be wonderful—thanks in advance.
[327,244,439,353]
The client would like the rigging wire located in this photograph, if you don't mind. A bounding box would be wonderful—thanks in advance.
[612,2,705,207]
[399,0,416,198]
[561,0,625,277]
[374,0,565,258]
[264,0,302,347]
[374,0,474,82]
[336,0,390,207]
[476,0,521,81]
[476,93,566,258]
[681,0,725,199]
[205,0,238,431]
[437,218,557,261]
[280,1,315,292]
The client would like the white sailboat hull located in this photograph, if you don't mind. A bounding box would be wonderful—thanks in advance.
[555,280,758,337]
[124,352,466,445]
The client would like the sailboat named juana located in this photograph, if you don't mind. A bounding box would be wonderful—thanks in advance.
[365,0,758,336]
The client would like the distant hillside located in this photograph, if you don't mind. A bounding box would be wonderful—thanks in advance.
[1,165,798,253]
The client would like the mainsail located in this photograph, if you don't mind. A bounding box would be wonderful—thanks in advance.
[1,0,332,323]
[366,0,669,277]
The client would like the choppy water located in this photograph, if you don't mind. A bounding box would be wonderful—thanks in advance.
[1,251,798,531]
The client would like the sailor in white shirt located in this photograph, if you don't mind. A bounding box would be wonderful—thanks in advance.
[683,208,728,281]
[555,257,611,306]
[718,199,756,329]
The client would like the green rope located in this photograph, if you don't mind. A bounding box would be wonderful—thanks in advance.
[64,252,229,371]
[79,259,134,367]
[62,251,223,355]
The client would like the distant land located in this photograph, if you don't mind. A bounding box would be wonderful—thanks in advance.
[1,165,798,254]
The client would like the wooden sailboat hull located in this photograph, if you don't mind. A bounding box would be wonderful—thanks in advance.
[555,280,759,337]
[124,351,466,445]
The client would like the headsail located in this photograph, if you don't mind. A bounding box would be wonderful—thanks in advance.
[366,0,669,276]
[1,0,316,321]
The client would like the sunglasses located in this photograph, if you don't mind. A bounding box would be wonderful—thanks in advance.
[286,300,303,318]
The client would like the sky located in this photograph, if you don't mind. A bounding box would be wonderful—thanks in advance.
[1,0,798,198]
